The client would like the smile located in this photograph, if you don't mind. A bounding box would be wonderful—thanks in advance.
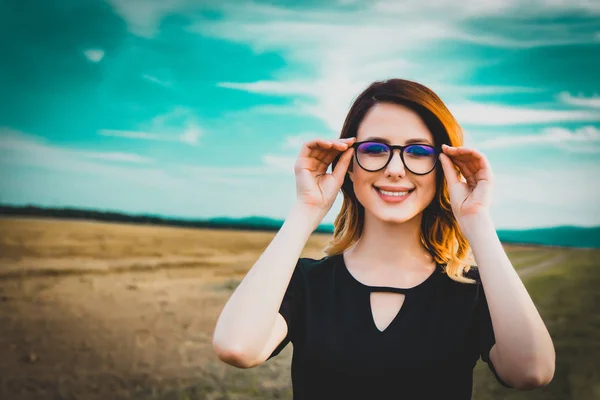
[373,186,414,203]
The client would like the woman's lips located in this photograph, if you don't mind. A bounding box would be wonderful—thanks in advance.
[374,186,413,204]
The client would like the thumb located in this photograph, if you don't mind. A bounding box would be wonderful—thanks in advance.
[439,152,460,188]
[332,147,354,187]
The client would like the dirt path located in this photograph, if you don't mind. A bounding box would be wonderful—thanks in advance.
[517,251,572,279]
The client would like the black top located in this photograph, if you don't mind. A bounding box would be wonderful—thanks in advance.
[267,253,512,399]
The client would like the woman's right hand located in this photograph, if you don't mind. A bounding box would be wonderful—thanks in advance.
[293,137,356,218]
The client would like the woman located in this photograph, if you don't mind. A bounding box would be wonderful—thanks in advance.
[212,79,555,399]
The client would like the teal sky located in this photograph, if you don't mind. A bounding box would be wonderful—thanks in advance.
[1,0,599,229]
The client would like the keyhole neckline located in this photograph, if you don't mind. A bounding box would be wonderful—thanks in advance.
[337,252,441,294]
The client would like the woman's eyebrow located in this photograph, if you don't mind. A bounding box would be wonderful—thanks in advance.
[363,136,433,145]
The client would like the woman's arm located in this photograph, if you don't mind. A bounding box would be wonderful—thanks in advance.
[213,137,354,367]
[462,213,556,390]
[212,202,317,367]
[438,145,555,390]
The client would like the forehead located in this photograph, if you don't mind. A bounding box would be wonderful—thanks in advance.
[356,102,434,144]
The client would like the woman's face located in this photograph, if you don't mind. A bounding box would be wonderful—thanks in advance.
[348,102,438,224]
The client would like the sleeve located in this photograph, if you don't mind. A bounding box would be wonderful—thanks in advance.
[267,258,306,360]
[473,268,513,388]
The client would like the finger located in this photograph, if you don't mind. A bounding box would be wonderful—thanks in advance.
[439,152,461,187]
[312,140,353,172]
[305,137,354,152]
[449,157,475,183]
[332,147,354,186]
[299,139,337,171]
[443,145,492,183]
[300,139,352,173]
[442,145,490,172]
[299,139,333,159]
[312,140,334,161]
[321,140,353,166]
[442,146,479,176]
[300,138,351,161]
[327,137,356,155]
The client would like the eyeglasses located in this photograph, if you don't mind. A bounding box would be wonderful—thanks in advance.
[352,141,441,175]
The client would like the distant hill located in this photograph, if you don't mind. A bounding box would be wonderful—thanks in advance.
[1,204,599,248]
[493,226,600,249]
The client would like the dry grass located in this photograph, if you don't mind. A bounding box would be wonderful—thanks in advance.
[0,216,593,400]
[0,217,331,400]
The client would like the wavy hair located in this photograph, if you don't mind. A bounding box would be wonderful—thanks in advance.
[326,78,477,284]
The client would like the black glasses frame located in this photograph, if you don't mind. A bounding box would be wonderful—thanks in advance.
[352,141,441,175]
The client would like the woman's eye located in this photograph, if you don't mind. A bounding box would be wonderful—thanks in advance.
[406,145,434,157]
[360,143,388,154]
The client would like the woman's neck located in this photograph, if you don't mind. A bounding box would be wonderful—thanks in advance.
[347,211,434,273]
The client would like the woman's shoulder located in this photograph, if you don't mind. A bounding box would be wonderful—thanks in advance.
[297,254,337,271]
[292,254,341,284]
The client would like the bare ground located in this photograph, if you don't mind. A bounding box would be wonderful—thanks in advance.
[0,216,568,400]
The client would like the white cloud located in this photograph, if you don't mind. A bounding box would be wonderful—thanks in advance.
[84,49,104,62]
[199,1,600,51]
[99,129,172,140]
[99,107,204,146]
[142,74,172,87]
[0,130,300,221]
[493,166,600,210]
[282,133,333,150]
[99,127,201,145]
[180,125,201,145]
[262,154,297,172]
[106,0,193,37]
[486,154,600,228]
[449,102,600,126]
[435,84,546,96]
[460,130,478,148]
[173,153,298,186]
[218,79,363,133]
[557,91,600,109]
[195,18,453,68]
[194,6,464,133]
[217,81,316,97]
[244,103,308,116]
[219,80,600,130]
[0,130,154,165]
[191,1,600,135]
[373,0,600,17]
[106,0,600,42]
[0,129,271,189]
[477,125,600,152]
[80,152,153,163]
[0,129,175,188]
[177,165,286,177]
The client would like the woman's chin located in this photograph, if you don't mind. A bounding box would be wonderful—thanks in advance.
[372,209,417,224]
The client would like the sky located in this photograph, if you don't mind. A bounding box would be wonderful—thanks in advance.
[0,0,599,230]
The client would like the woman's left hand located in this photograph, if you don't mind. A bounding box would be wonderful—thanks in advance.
[438,144,494,221]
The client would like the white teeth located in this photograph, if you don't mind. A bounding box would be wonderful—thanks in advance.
[377,188,410,196]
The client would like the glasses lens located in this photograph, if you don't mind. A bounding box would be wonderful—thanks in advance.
[404,145,437,174]
[356,142,437,173]
[356,142,390,171]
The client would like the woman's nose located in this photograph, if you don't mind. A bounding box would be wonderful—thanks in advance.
[385,149,407,176]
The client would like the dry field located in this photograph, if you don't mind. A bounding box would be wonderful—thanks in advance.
[0,216,585,400]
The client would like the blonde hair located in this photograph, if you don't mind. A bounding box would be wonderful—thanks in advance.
[326,78,477,284]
